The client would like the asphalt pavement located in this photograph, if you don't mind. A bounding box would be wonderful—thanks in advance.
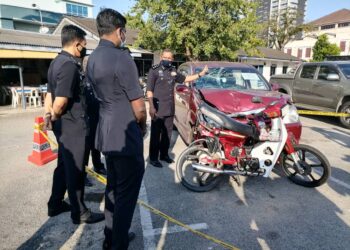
[0,108,349,250]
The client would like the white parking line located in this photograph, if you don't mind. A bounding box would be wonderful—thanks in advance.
[139,181,156,250]
[314,169,350,190]
[143,223,209,237]
[328,176,350,190]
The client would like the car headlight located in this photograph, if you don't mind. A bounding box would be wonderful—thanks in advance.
[282,104,300,124]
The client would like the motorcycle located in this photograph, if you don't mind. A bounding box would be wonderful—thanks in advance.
[176,98,331,192]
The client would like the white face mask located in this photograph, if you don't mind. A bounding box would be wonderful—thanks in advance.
[119,29,126,48]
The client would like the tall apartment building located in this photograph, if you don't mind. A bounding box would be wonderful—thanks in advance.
[0,0,93,33]
[256,0,307,25]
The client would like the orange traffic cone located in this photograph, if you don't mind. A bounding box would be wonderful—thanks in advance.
[28,116,57,166]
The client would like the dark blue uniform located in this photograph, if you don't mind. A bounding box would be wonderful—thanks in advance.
[147,64,186,161]
[86,39,144,249]
[83,69,104,171]
[47,50,88,221]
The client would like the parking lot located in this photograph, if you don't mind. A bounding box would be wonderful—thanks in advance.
[0,108,349,250]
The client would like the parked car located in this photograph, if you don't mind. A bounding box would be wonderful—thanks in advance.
[174,62,302,145]
[270,61,350,128]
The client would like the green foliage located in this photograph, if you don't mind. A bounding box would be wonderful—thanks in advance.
[126,0,264,61]
[267,9,313,50]
[312,34,341,62]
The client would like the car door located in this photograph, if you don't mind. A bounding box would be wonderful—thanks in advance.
[174,65,191,138]
[309,64,342,109]
[293,64,318,105]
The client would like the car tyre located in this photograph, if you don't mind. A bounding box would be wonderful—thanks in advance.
[339,101,350,129]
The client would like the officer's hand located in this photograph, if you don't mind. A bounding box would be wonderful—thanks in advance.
[200,65,209,77]
[149,107,156,120]
[43,113,53,131]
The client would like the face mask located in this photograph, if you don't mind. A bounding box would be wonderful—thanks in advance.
[78,46,87,58]
[161,60,172,68]
[119,30,126,48]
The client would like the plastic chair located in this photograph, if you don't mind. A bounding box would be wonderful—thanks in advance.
[10,87,20,108]
[29,89,42,107]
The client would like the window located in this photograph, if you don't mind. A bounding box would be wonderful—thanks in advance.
[254,65,264,74]
[339,22,350,28]
[283,66,288,74]
[270,65,276,76]
[66,3,88,17]
[286,48,292,55]
[321,24,335,30]
[317,65,339,80]
[340,41,346,52]
[194,67,269,91]
[297,48,303,58]
[338,64,350,79]
[300,65,317,79]
[305,48,311,58]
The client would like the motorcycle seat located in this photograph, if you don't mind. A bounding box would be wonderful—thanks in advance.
[199,102,258,139]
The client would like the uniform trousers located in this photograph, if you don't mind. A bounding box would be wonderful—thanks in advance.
[104,154,144,250]
[48,129,88,220]
[149,116,174,161]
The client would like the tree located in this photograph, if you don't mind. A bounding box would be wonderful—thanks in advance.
[267,9,313,50]
[126,0,263,61]
[312,34,341,61]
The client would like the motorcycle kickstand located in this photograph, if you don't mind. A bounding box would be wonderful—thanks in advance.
[230,175,241,186]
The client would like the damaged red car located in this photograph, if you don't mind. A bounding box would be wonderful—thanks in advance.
[174,62,302,144]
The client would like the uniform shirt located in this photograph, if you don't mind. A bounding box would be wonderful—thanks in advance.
[86,39,144,156]
[147,64,186,117]
[47,50,87,138]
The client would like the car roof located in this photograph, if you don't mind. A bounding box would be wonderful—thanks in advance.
[181,61,255,69]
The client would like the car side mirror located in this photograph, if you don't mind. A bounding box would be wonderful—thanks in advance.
[176,84,190,93]
[271,83,280,91]
[326,73,340,81]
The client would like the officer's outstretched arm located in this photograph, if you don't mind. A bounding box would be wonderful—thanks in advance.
[184,65,209,83]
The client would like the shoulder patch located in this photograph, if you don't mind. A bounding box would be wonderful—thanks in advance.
[152,64,160,70]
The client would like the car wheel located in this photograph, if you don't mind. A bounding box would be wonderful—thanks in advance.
[339,101,350,129]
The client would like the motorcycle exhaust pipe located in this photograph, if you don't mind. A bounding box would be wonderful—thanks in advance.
[191,163,248,176]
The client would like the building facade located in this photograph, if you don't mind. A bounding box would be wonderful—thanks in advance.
[0,0,93,33]
[256,0,307,24]
[237,47,301,81]
[285,9,350,61]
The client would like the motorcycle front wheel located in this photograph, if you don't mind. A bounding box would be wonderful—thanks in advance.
[281,144,331,187]
[176,146,222,192]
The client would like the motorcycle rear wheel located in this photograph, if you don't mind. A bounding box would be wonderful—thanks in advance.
[176,146,222,192]
[281,144,331,187]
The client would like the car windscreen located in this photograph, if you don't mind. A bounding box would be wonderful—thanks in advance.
[194,67,270,91]
[338,64,350,79]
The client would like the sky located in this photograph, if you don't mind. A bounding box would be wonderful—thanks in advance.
[93,0,350,22]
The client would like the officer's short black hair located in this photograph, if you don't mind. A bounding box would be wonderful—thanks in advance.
[61,25,86,47]
[96,8,127,36]
[162,49,174,56]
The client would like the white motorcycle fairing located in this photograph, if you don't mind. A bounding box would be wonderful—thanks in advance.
[250,118,288,177]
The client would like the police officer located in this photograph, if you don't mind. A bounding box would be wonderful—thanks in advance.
[44,25,104,224]
[87,9,146,250]
[82,56,106,176]
[147,49,208,168]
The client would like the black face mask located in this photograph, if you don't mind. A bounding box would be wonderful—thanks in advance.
[79,46,87,58]
[161,60,172,68]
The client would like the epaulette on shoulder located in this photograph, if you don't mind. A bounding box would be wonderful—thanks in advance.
[152,64,160,70]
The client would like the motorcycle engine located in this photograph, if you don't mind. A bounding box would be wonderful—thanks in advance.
[239,158,260,172]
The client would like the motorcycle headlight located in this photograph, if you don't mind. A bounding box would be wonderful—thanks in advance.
[282,104,300,124]
[202,114,221,128]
